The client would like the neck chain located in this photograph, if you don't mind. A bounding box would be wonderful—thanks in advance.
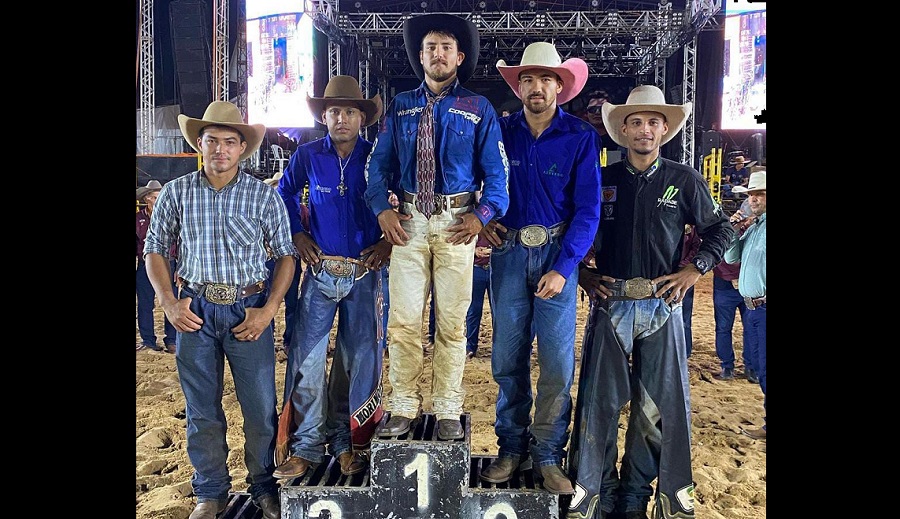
[336,148,354,196]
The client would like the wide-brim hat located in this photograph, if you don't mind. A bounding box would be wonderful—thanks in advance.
[496,42,588,106]
[601,85,692,148]
[177,101,266,162]
[732,170,766,193]
[403,13,480,83]
[136,179,162,200]
[263,171,283,188]
[729,155,757,168]
[306,75,383,127]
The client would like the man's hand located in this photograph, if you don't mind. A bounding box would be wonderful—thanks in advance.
[231,307,276,342]
[534,270,565,300]
[479,220,508,248]
[162,297,203,333]
[447,213,484,245]
[652,265,703,304]
[578,269,616,301]
[361,239,393,270]
[378,209,412,246]
[293,232,321,265]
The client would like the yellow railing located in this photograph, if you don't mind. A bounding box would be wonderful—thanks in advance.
[702,148,723,203]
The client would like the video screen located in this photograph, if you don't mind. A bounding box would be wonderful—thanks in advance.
[721,1,766,130]
[247,0,316,128]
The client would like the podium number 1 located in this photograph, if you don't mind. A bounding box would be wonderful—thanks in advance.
[403,452,430,508]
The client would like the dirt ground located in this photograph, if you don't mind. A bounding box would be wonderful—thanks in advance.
[136,274,765,518]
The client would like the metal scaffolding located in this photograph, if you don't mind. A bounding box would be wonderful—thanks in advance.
[138,0,155,155]
[213,0,229,102]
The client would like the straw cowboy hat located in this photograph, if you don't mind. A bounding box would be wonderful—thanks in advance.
[729,155,757,168]
[732,170,766,193]
[306,75,383,128]
[263,171,283,188]
[496,42,588,105]
[403,13,480,83]
[177,101,266,162]
[601,85,692,148]
[136,180,162,200]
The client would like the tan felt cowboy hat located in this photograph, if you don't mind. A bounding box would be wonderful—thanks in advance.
[601,85,692,148]
[732,170,766,193]
[177,101,266,162]
[496,42,589,105]
[136,180,162,200]
[403,13,480,83]
[729,155,757,167]
[306,75,383,128]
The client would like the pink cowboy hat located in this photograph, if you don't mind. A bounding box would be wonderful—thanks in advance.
[496,42,588,105]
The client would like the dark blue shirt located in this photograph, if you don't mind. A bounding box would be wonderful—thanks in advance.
[498,108,602,278]
[364,80,509,225]
[277,135,382,258]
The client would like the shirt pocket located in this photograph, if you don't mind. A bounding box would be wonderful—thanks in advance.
[226,215,259,248]
[445,118,475,158]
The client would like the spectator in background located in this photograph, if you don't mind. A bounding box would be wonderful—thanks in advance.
[722,154,756,199]
[466,234,493,359]
[136,180,177,353]
[582,89,618,152]
[678,224,702,357]
[725,171,767,441]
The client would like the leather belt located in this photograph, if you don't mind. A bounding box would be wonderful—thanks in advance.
[601,277,659,300]
[316,254,371,280]
[503,223,568,248]
[402,190,475,215]
[185,280,266,305]
[744,295,766,310]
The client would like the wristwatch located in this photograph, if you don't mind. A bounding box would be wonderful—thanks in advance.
[691,256,712,275]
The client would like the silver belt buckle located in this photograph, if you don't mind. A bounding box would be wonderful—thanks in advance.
[205,283,238,305]
[623,277,655,299]
[322,259,354,278]
[519,225,550,248]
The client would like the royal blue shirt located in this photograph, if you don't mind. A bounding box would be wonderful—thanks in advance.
[278,135,383,258]
[498,108,602,278]
[364,80,509,225]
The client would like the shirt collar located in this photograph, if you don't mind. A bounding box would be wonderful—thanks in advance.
[624,157,661,178]
[416,78,460,99]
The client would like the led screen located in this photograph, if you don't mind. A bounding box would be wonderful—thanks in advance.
[247,0,316,128]
[721,1,766,130]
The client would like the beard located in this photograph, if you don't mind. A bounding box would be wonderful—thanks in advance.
[524,96,552,115]
[425,64,457,83]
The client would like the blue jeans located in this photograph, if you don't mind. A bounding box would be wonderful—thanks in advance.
[466,265,491,354]
[744,304,766,429]
[176,286,278,502]
[713,276,756,372]
[136,260,176,348]
[285,264,385,461]
[489,237,577,466]
[567,299,693,517]
[267,258,302,349]
[680,285,694,357]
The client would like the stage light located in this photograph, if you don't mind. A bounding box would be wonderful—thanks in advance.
[528,0,536,8]
[421,1,428,9]
[354,1,361,8]
[591,0,599,7]
[479,1,487,8]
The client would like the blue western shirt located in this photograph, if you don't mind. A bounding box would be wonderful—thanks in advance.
[364,80,510,225]
[278,135,382,257]
[724,212,766,298]
[498,108,602,278]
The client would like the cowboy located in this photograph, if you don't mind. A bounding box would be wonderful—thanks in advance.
[271,75,391,480]
[136,180,177,353]
[477,41,600,495]
[143,100,296,519]
[567,85,733,519]
[725,170,766,441]
[364,13,509,441]
[722,154,756,198]
[583,88,618,152]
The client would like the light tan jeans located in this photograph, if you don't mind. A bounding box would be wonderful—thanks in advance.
[387,199,476,420]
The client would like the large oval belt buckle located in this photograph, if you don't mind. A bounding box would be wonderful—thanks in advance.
[623,277,655,299]
[519,225,549,248]
[322,259,354,278]
[205,283,238,305]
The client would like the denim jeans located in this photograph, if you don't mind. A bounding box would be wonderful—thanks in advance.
[176,286,278,502]
[489,236,577,466]
[713,276,756,372]
[386,201,475,420]
[567,299,694,517]
[744,304,766,429]
[266,258,302,349]
[466,264,491,354]
[285,264,385,461]
[680,285,694,357]
[136,260,177,347]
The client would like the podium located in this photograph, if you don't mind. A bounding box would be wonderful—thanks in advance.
[279,413,559,519]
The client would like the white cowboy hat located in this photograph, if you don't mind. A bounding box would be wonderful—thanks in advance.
[306,75,383,128]
[601,85,692,148]
[177,101,266,162]
[136,180,162,200]
[496,42,588,105]
[263,171,283,188]
[732,170,766,193]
